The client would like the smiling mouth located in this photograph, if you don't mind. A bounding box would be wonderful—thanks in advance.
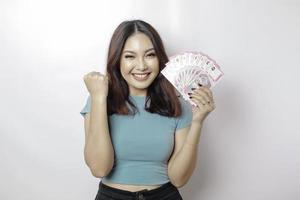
[132,73,151,81]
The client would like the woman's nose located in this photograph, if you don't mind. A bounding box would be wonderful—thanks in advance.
[136,59,148,70]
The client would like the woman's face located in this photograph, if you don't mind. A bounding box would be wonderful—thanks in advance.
[120,32,159,96]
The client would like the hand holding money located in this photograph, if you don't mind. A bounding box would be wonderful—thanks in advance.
[188,83,215,124]
[161,51,224,107]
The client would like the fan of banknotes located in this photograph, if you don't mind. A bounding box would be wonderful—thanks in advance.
[161,51,224,106]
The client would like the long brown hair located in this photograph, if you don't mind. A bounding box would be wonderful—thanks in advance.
[106,19,182,117]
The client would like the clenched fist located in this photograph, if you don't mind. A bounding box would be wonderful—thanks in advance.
[83,71,109,98]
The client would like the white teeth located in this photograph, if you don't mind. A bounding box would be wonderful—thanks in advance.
[133,73,149,78]
[134,74,147,78]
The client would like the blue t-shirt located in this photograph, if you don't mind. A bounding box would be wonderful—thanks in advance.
[80,94,193,185]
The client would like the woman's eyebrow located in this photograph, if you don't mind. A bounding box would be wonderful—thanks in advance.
[123,48,155,54]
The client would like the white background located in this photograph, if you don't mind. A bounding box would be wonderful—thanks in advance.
[1,0,299,199]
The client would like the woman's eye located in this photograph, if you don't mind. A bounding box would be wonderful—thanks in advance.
[147,53,156,57]
[125,55,134,59]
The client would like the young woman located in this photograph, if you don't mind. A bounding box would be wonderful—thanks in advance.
[80,20,215,200]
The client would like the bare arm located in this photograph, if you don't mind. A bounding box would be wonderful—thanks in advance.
[84,96,114,178]
[168,85,215,187]
[168,122,202,187]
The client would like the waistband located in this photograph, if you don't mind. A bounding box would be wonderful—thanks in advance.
[99,180,175,196]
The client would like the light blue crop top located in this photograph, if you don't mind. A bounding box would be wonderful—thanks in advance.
[80,94,193,185]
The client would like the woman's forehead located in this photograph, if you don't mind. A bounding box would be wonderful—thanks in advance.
[123,33,154,53]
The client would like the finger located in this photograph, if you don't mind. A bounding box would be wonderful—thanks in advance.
[190,89,210,103]
[207,103,215,111]
[192,93,215,110]
[96,72,102,77]
[106,73,111,82]
[94,72,104,79]
[200,86,213,98]
[89,71,98,77]
[198,87,215,103]
[90,71,98,75]
[197,86,212,99]
[206,99,216,110]
[105,75,109,84]
[190,96,208,108]
[193,85,212,98]
[191,95,215,112]
[104,66,108,76]
[189,93,207,105]
[189,96,202,108]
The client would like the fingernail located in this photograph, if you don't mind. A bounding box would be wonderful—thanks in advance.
[198,83,202,87]
[191,88,196,90]
[188,92,192,95]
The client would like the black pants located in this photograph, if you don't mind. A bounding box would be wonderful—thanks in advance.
[95,181,183,200]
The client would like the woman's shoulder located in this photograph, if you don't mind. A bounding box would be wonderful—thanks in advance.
[175,95,193,129]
